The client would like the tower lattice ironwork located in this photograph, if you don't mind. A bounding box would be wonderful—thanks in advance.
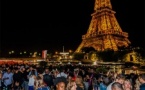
[75,0,131,52]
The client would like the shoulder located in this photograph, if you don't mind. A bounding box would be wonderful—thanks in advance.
[106,82,114,90]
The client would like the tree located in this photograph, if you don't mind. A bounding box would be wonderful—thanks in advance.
[96,66,108,73]
[73,52,85,60]
[96,49,117,62]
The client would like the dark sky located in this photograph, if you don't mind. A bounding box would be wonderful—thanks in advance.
[0,0,144,54]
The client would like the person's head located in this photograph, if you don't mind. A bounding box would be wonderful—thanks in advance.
[138,73,145,84]
[67,75,73,82]
[44,68,49,74]
[75,75,83,84]
[54,77,67,90]
[89,68,94,73]
[75,75,84,89]
[31,70,35,75]
[123,79,132,90]
[112,82,123,90]
[67,80,77,90]
[29,66,33,71]
[21,67,26,71]
[7,68,11,73]
[56,82,66,90]
[14,68,19,73]
[115,74,125,84]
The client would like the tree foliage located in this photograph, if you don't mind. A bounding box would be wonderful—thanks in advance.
[73,53,85,60]
[96,49,117,62]
[96,67,108,73]
[96,49,129,62]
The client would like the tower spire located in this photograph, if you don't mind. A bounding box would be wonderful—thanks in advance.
[94,0,112,11]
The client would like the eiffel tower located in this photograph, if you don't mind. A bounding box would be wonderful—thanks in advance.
[75,0,131,52]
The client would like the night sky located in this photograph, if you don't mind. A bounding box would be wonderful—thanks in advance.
[0,0,144,55]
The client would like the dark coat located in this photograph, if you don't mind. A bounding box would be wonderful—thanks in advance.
[43,74,54,87]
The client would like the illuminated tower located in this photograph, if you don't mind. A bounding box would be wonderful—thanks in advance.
[75,0,130,52]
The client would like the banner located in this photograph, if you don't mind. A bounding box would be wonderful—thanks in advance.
[42,50,47,59]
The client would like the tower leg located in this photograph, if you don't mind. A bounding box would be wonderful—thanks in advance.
[75,41,84,52]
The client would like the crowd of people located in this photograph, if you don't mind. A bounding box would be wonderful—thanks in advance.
[0,63,144,90]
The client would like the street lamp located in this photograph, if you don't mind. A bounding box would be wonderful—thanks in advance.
[20,52,22,55]
[30,53,32,55]
[78,61,82,65]
[9,52,11,55]
[24,51,26,54]
[11,51,14,53]
[69,50,72,53]
[39,53,41,56]
[55,51,58,54]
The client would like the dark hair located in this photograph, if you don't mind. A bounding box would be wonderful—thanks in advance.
[31,70,35,75]
[139,73,145,81]
[116,74,125,80]
[54,77,67,85]
[14,67,19,70]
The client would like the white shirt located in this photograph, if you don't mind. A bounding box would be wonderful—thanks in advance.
[56,72,67,78]
[28,75,35,86]
[106,82,114,90]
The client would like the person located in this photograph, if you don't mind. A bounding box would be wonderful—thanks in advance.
[111,82,123,90]
[43,68,54,89]
[28,70,36,90]
[66,80,77,90]
[2,68,13,90]
[56,69,68,78]
[28,66,38,77]
[21,67,30,90]
[107,74,125,90]
[12,67,23,90]
[54,77,67,90]
[0,71,2,90]
[122,79,133,90]
[138,73,145,90]
[35,75,44,90]
[83,75,90,90]
[100,77,110,90]
[134,77,141,90]
[56,81,66,90]
[75,75,85,90]
[36,69,51,90]
[12,81,21,90]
